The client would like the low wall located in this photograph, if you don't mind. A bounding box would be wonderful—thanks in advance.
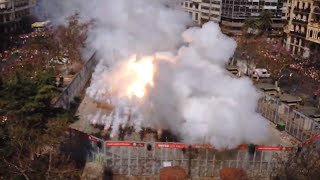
[54,52,98,109]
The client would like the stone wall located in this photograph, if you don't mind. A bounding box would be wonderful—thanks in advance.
[54,52,98,109]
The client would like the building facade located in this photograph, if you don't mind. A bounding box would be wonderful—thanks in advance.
[284,0,320,58]
[181,0,222,25]
[0,0,36,34]
[220,0,284,35]
[181,0,284,35]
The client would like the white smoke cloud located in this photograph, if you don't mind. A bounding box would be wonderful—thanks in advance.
[39,0,271,149]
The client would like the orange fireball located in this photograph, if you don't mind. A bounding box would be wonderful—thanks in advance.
[125,55,155,99]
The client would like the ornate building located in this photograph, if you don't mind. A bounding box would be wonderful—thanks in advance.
[284,0,320,58]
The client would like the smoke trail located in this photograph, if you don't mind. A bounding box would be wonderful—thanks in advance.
[38,0,271,149]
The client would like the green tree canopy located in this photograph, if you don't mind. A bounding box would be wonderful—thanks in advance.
[243,18,259,35]
[243,18,259,30]
[257,10,273,32]
[0,69,80,179]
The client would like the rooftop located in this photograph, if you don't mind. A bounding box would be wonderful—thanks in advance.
[298,106,320,118]
[255,83,278,91]
[278,93,302,103]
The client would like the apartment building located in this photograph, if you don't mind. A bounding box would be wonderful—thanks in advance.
[284,0,320,58]
[181,0,222,25]
[0,0,36,34]
[181,0,284,35]
[220,0,284,35]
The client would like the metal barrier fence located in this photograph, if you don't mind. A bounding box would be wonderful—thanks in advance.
[99,143,285,178]
[54,52,98,109]
[257,94,320,143]
[70,129,292,178]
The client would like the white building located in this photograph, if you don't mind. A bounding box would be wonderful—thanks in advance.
[181,0,221,25]
[0,0,36,33]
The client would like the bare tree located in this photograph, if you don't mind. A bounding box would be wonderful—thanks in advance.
[273,145,320,180]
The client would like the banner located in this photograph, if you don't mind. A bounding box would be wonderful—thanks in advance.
[256,146,294,151]
[105,142,145,147]
[156,143,188,149]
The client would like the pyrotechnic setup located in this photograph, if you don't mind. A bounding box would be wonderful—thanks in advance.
[70,106,320,178]
[70,90,320,178]
[70,55,320,178]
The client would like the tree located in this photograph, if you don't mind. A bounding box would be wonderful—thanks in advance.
[273,145,320,180]
[0,70,81,179]
[243,18,259,34]
[257,10,273,33]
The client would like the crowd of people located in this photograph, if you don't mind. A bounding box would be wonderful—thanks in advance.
[289,63,320,81]
[0,28,64,78]
[237,37,320,82]
[269,39,320,81]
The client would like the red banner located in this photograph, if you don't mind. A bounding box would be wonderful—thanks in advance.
[156,143,188,149]
[256,146,283,151]
[105,142,145,147]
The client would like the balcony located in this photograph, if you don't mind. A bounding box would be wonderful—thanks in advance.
[308,21,320,28]
[314,7,320,15]
[0,8,13,14]
[294,8,311,14]
[292,18,308,25]
[290,30,306,38]
[306,30,320,44]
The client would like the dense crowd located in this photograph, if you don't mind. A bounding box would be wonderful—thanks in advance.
[236,37,320,81]
[271,40,320,81]
[290,63,320,81]
[270,41,320,81]
[0,28,68,78]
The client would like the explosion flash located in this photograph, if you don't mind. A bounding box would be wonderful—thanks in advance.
[125,55,155,99]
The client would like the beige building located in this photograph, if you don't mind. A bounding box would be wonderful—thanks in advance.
[0,0,36,33]
[180,0,221,25]
[284,0,320,57]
